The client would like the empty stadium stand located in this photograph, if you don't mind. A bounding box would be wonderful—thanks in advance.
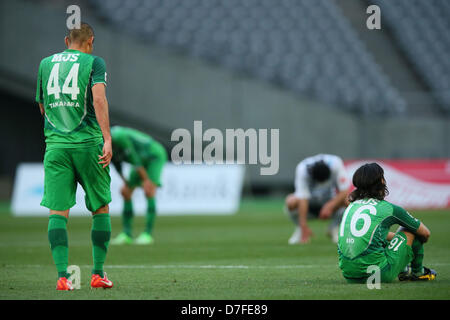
[373,0,450,113]
[89,0,407,115]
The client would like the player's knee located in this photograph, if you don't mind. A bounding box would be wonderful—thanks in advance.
[93,204,109,215]
[285,194,298,211]
[148,185,157,198]
[398,227,415,246]
[50,210,70,218]
[120,186,133,200]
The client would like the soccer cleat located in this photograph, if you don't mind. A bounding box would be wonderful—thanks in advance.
[91,272,114,289]
[399,266,437,281]
[288,227,301,245]
[410,267,437,281]
[398,265,412,281]
[134,232,154,245]
[56,277,74,291]
[111,232,133,245]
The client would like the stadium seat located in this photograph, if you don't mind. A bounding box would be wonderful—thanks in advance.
[89,0,408,115]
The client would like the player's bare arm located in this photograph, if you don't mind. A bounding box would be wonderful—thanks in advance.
[415,222,431,243]
[298,198,313,243]
[38,103,45,116]
[92,83,112,168]
[137,166,156,197]
[319,189,349,219]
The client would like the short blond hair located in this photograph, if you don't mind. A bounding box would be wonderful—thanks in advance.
[67,22,94,44]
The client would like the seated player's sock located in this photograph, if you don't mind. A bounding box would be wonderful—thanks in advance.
[91,213,111,278]
[48,214,69,278]
[122,200,133,237]
[411,237,424,275]
[145,198,156,235]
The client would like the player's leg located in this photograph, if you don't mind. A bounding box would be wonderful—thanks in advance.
[90,205,113,288]
[49,210,74,291]
[111,183,135,245]
[73,143,113,288]
[136,153,167,245]
[396,227,436,281]
[41,148,77,290]
[284,195,316,244]
[327,207,345,243]
[284,194,302,244]
[381,230,414,283]
[383,229,436,282]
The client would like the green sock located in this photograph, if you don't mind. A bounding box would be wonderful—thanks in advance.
[91,213,111,277]
[411,237,425,275]
[122,200,133,237]
[145,198,156,235]
[48,215,69,279]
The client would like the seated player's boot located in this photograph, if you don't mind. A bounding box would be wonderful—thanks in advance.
[135,232,154,245]
[91,272,114,289]
[399,266,437,281]
[56,277,74,291]
[111,232,133,245]
[288,227,301,245]
[398,265,412,281]
[410,267,437,281]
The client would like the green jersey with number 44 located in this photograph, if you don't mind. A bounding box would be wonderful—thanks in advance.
[338,198,421,279]
[36,49,107,149]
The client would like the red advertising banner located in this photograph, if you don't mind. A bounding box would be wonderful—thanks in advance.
[344,159,450,210]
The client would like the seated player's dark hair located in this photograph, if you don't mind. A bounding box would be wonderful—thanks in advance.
[348,163,389,202]
[308,160,331,182]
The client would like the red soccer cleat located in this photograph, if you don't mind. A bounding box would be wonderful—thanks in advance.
[91,272,114,289]
[56,277,74,291]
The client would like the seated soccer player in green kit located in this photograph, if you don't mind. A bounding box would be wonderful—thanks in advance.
[110,126,168,245]
[338,163,437,283]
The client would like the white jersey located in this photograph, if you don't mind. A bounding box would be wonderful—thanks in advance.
[294,154,350,207]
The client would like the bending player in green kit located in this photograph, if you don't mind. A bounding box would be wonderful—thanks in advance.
[110,126,168,245]
[338,163,437,283]
[36,23,113,290]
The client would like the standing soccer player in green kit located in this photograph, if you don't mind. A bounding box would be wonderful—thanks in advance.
[338,163,437,284]
[36,23,114,290]
[110,126,168,245]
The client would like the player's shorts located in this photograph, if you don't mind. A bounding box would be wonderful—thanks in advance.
[380,231,414,282]
[127,144,168,189]
[342,231,414,284]
[287,201,344,228]
[41,143,111,212]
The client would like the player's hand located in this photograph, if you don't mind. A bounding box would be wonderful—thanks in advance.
[142,179,156,198]
[319,201,334,219]
[98,140,113,168]
[300,226,314,244]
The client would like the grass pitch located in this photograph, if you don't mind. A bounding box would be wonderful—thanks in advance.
[0,199,449,300]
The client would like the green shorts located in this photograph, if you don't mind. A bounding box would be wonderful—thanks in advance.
[128,146,167,188]
[41,143,111,212]
[380,232,414,283]
[343,232,414,284]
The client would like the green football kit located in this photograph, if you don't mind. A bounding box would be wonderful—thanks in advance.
[36,49,111,212]
[338,198,423,283]
[111,126,167,187]
[36,48,111,279]
[110,126,167,242]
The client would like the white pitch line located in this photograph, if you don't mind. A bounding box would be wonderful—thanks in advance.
[3,262,450,269]
[101,264,329,269]
[3,264,334,269]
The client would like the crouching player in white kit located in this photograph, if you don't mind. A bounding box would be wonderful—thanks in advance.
[285,154,351,244]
